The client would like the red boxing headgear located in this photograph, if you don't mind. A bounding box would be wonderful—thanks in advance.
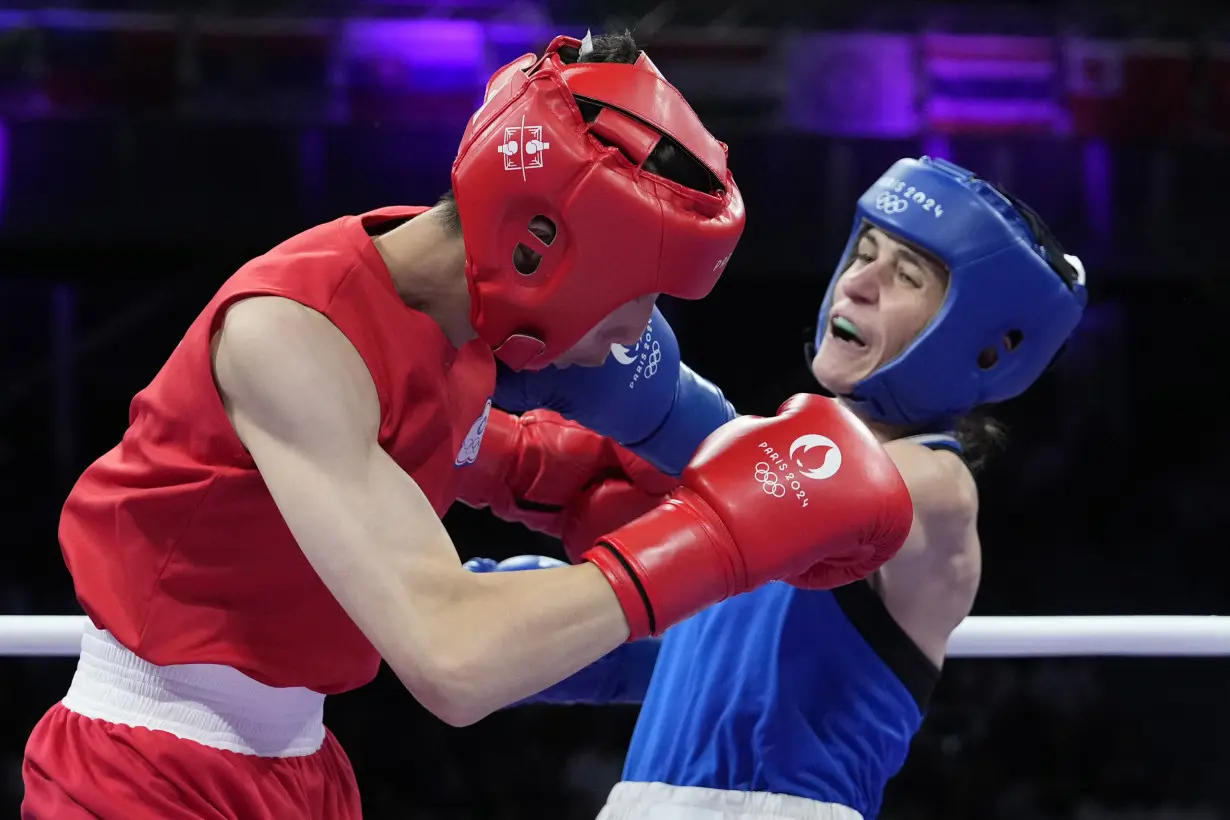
[451,35,746,370]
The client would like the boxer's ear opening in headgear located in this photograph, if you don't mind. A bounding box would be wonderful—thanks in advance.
[512,216,558,275]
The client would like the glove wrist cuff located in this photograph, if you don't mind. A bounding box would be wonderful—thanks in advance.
[585,490,740,638]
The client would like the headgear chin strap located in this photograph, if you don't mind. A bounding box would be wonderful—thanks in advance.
[453,35,746,370]
[814,156,1088,427]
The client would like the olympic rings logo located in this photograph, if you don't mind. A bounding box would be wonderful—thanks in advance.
[875,192,909,214]
[644,341,662,378]
[754,462,786,498]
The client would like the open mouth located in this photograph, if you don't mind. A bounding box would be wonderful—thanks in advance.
[829,315,867,349]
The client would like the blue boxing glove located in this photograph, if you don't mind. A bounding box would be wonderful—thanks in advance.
[463,554,660,704]
[494,306,738,476]
[520,637,661,706]
[463,555,567,573]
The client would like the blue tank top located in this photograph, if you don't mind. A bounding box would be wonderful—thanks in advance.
[621,433,961,819]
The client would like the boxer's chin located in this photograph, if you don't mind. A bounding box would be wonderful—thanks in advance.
[549,348,573,369]
[811,344,868,396]
[555,343,610,369]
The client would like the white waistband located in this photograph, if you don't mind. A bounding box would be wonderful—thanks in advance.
[601,783,864,820]
[61,623,326,758]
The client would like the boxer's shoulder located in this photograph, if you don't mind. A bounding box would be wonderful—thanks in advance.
[214,295,355,372]
[213,296,380,444]
[873,440,980,665]
[882,438,978,533]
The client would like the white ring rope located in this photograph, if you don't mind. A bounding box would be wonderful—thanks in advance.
[0,615,1227,658]
[1,616,92,657]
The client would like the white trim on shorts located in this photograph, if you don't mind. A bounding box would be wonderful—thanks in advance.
[61,622,326,758]
[597,782,865,820]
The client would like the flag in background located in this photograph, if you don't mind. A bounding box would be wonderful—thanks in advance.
[192,17,333,120]
[784,32,918,138]
[1208,43,1230,138]
[111,17,178,113]
[922,33,1061,134]
[1064,38,1196,139]
[40,13,122,112]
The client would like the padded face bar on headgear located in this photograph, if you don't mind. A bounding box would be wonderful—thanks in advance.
[452,34,746,370]
[814,156,1088,427]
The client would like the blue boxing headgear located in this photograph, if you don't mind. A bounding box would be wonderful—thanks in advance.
[813,156,1088,427]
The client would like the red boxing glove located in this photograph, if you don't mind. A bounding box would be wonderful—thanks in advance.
[582,393,914,640]
[456,408,677,542]
[560,479,670,564]
[455,409,615,536]
[558,442,680,563]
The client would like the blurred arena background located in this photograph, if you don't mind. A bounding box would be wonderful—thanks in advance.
[1,0,1228,817]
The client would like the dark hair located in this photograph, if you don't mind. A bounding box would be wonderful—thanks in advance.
[954,413,1007,475]
[436,189,461,235]
[435,30,718,236]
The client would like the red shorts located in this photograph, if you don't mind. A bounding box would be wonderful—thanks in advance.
[23,704,362,819]
[21,624,362,819]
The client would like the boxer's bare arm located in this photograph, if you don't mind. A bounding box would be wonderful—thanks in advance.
[874,441,982,668]
[212,296,628,727]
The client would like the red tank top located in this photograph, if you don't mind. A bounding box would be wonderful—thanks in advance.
[58,207,496,694]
